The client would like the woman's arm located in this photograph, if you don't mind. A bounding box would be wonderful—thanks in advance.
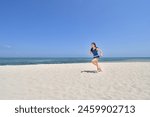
[97,48,103,57]
[88,50,92,55]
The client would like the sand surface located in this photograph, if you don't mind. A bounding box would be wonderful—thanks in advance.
[0,62,150,100]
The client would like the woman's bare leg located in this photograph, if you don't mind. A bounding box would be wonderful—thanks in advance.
[91,59,97,66]
[97,63,102,72]
[91,58,102,72]
[95,59,101,71]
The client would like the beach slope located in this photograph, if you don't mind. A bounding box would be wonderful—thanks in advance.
[0,62,150,99]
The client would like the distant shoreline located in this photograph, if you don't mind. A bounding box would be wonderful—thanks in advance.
[0,57,150,66]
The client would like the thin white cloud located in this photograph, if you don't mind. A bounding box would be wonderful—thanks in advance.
[0,44,12,49]
[4,45,12,48]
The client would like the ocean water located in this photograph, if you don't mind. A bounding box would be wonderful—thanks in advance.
[0,57,150,65]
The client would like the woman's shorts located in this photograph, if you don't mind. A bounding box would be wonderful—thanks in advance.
[93,56,100,59]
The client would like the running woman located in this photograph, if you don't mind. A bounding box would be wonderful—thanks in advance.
[89,42,103,72]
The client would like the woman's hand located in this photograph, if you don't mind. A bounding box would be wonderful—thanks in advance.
[88,51,92,55]
[100,52,103,57]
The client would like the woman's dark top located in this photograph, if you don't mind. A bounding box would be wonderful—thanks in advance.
[91,47,100,58]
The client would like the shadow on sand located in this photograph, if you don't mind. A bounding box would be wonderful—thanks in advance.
[81,70,98,73]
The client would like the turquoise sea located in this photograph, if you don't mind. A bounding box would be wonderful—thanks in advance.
[0,57,150,65]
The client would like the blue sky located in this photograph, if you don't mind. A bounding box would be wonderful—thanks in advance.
[0,0,150,57]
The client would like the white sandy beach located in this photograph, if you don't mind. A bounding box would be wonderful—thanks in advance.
[0,62,150,100]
